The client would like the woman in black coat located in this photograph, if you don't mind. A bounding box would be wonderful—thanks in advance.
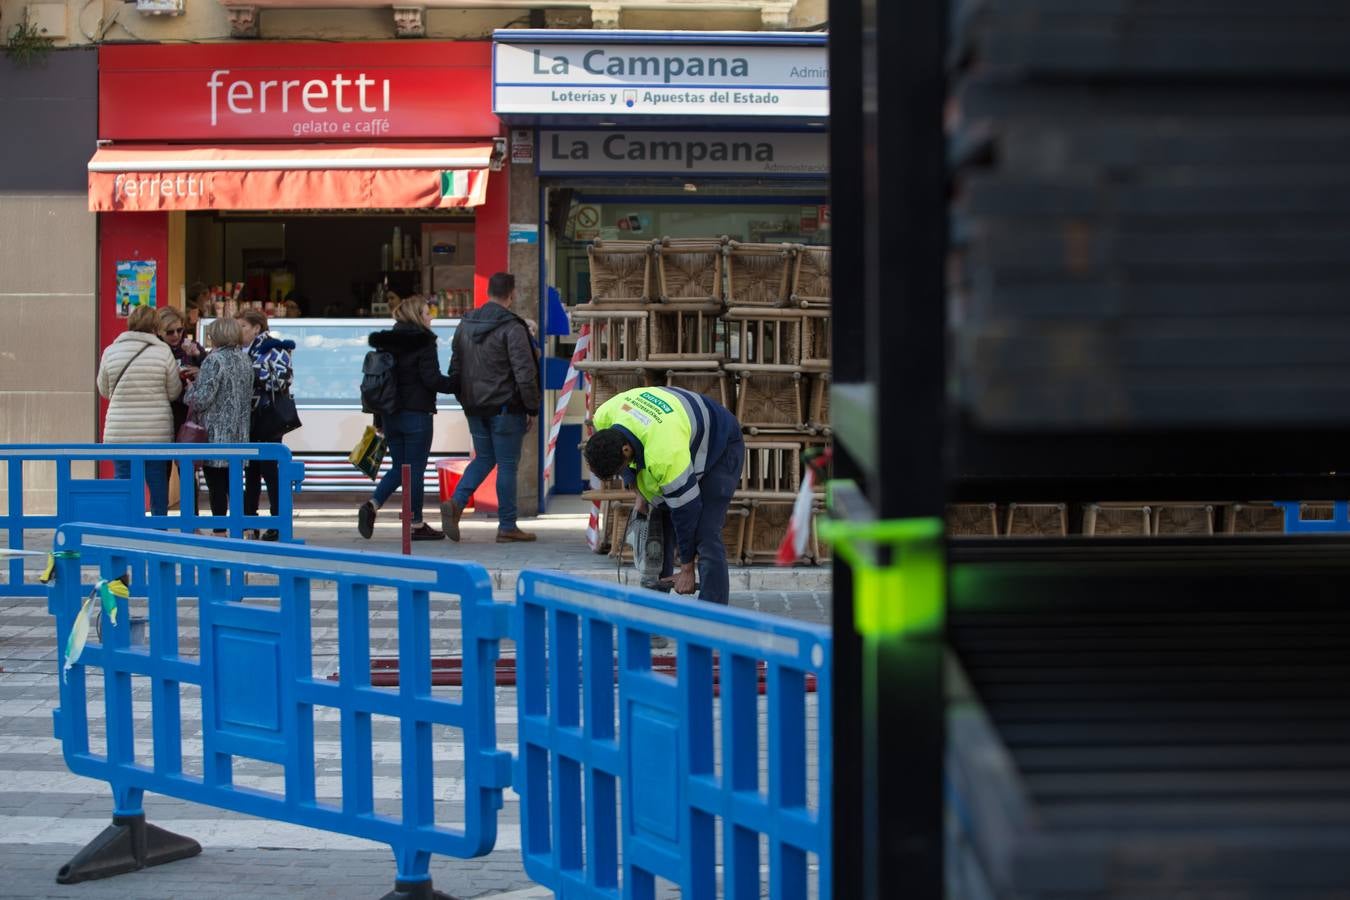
[358,295,454,540]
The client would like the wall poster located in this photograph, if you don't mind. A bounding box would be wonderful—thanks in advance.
[115,259,157,317]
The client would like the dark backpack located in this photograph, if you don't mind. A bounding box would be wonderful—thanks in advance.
[360,349,398,417]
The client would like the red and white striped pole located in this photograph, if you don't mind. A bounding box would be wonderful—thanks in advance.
[537,322,602,550]
[542,324,592,482]
[584,372,602,552]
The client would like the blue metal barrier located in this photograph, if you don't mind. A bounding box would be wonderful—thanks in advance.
[48,523,510,898]
[1,443,304,596]
[1275,500,1350,533]
[514,570,832,900]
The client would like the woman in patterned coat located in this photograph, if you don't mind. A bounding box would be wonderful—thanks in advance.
[237,308,296,539]
[185,317,254,534]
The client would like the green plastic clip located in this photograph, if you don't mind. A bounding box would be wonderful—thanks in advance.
[819,489,944,639]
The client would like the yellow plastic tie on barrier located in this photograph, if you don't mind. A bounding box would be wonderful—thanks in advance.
[39,550,78,585]
[818,486,944,639]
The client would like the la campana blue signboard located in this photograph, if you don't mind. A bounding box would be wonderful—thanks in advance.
[492,30,829,120]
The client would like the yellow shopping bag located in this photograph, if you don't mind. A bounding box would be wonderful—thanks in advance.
[349,425,387,480]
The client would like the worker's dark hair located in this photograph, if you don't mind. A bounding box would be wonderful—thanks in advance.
[487,272,515,301]
[584,428,629,479]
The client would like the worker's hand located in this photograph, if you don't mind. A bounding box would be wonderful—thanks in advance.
[525,414,536,434]
[673,561,697,595]
[634,495,649,515]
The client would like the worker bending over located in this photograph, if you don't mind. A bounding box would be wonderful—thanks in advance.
[585,386,745,605]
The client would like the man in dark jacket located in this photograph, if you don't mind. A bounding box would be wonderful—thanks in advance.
[445,272,541,543]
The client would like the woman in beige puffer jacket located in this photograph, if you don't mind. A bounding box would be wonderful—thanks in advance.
[96,305,183,516]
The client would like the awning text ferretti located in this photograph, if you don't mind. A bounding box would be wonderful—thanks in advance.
[87,143,495,211]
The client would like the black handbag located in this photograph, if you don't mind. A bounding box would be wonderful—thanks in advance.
[251,389,302,440]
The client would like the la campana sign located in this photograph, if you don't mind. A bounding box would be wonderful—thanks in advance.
[538,130,827,176]
[492,38,829,118]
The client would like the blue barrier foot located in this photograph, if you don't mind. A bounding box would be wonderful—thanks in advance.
[55,813,201,884]
[379,879,459,900]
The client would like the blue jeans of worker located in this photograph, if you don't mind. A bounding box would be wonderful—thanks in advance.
[658,436,745,606]
[453,412,526,531]
[373,411,434,524]
[114,459,170,519]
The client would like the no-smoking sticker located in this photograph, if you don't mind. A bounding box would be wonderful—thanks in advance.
[573,205,600,229]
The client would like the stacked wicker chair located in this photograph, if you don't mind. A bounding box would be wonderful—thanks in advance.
[577,236,833,565]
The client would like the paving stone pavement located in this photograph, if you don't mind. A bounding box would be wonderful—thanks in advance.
[292,495,832,598]
[5,496,831,597]
[0,502,831,900]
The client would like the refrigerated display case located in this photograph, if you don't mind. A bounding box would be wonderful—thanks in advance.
[200,317,469,491]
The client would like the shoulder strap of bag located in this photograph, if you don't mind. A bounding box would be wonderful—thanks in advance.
[110,342,155,400]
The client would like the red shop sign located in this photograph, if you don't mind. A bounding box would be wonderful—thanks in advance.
[99,42,499,142]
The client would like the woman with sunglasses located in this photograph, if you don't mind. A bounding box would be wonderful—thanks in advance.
[158,307,206,513]
[158,307,205,433]
[159,306,204,372]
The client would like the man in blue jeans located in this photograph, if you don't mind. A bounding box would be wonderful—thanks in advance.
[445,272,541,543]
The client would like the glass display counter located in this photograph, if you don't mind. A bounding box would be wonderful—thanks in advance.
[199,317,469,490]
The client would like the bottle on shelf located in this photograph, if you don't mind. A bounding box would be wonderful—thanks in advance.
[392,226,402,268]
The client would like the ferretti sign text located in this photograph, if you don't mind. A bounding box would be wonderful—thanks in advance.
[493,41,829,118]
[99,42,497,142]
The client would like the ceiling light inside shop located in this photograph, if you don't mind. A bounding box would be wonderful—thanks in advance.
[683,183,698,192]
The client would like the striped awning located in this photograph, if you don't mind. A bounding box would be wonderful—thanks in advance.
[88,142,495,212]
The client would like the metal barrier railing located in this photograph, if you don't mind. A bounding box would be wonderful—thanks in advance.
[48,523,510,899]
[514,570,833,900]
[42,511,834,897]
[1,443,304,596]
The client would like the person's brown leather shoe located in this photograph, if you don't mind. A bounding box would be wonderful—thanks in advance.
[443,500,464,542]
[496,527,537,543]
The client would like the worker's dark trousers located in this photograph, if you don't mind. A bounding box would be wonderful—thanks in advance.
[659,437,745,605]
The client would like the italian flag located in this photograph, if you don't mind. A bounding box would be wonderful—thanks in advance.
[776,464,817,565]
[440,169,472,199]
[440,168,477,198]
[439,168,490,208]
